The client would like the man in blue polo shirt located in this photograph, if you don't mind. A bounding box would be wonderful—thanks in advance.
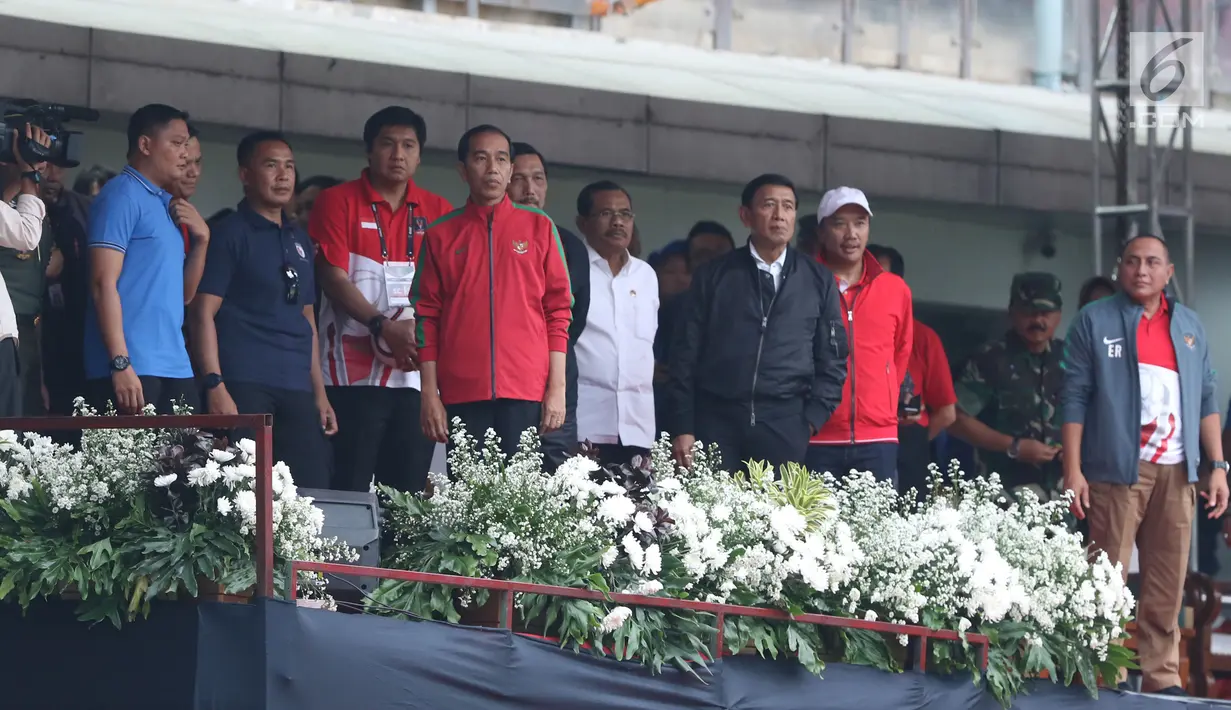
[190,131,335,489]
[84,103,210,414]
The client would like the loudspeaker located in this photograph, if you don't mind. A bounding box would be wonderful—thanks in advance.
[298,487,380,595]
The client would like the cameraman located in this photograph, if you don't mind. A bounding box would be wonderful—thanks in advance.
[0,124,53,416]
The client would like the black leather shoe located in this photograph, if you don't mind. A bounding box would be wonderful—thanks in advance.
[1154,686,1187,696]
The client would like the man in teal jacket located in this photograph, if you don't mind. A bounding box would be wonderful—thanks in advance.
[1061,234,1229,695]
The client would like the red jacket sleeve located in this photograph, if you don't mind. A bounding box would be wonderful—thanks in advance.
[895,280,914,386]
[542,218,573,354]
[411,229,443,362]
[309,186,351,272]
[919,326,957,409]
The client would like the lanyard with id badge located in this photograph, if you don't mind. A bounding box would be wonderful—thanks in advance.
[371,203,418,308]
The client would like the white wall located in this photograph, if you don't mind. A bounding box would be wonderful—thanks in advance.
[67,124,1231,404]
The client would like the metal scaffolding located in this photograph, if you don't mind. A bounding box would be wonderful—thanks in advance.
[1090,0,1204,574]
[1089,0,1197,306]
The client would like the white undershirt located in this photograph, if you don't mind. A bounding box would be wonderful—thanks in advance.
[750,242,786,291]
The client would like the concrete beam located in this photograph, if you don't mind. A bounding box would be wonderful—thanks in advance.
[7,16,1231,229]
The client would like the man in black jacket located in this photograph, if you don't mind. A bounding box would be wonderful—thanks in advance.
[508,143,590,469]
[668,174,847,472]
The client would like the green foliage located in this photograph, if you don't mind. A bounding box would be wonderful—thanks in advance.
[0,426,349,627]
[738,461,835,531]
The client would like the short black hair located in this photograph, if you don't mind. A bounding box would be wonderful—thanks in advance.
[511,142,548,179]
[796,213,819,254]
[740,173,797,208]
[295,175,343,195]
[686,220,734,247]
[72,165,117,196]
[207,208,235,226]
[456,124,513,163]
[1121,234,1170,260]
[576,180,631,217]
[236,130,291,166]
[1078,275,1116,307]
[867,244,905,277]
[363,106,427,152]
[126,104,190,155]
[187,123,200,140]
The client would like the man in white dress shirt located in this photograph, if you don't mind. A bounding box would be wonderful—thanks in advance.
[0,124,53,416]
[574,180,659,465]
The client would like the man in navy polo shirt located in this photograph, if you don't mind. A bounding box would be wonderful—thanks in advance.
[84,104,210,414]
[190,131,335,489]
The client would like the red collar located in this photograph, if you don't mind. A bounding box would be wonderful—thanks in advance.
[1142,293,1170,320]
[819,248,882,288]
[360,169,420,207]
[463,193,514,220]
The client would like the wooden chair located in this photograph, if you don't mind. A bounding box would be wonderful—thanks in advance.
[1184,571,1219,697]
[1120,571,1220,696]
[1207,580,1231,691]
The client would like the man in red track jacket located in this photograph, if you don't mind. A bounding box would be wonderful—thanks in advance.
[807,187,913,487]
[412,125,572,457]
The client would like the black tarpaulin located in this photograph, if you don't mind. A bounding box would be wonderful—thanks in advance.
[194,599,1222,710]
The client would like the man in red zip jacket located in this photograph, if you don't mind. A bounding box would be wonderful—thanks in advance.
[413,125,572,458]
[808,187,913,487]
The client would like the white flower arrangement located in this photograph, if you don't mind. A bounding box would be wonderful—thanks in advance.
[0,401,357,625]
[377,429,1135,705]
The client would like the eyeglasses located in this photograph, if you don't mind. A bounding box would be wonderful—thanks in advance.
[282,264,299,304]
[595,209,635,222]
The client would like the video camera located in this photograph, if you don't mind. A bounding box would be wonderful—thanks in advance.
[0,99,99,168]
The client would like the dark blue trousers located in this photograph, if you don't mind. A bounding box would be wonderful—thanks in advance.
[804,442,899,490]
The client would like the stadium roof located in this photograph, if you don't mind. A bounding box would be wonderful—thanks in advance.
[8,0,1231,154]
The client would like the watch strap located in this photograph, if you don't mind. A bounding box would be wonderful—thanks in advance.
[1006,437,1021,460]
[368,315,386,337]
[203,373,224,391]
[1213,461,1229,472]
[20,171,40,185]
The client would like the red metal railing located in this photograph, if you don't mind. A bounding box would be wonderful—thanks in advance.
[289,560,991,671]
[0,414,276,598]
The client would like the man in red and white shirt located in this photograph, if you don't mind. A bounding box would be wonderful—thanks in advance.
[310,106,452,493]
[1063,235,1229,694]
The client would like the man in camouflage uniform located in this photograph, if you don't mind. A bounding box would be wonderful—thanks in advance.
[950,273,1066,501]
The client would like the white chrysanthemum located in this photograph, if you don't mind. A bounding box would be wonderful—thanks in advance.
[599,606,633,633]
[632,511,653,533]
[210,449,236,464]
[216,497,234,516]
[233,489,258,527]
[597,495,636,525]
[625,580,663,595]
[643,543,662,576]
[622,533,644,571]
[154,473,177,488]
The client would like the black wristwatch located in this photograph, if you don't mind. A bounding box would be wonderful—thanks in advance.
[1006,437,1021,460]
[109,355,130,373]
[19,171,39,186]
[203,373,224,391]
[367,315,387,338]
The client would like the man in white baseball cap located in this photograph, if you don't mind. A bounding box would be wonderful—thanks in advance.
[807,186,914,488]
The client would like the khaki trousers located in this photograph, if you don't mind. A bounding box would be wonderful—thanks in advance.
[1086,460,1195,692]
